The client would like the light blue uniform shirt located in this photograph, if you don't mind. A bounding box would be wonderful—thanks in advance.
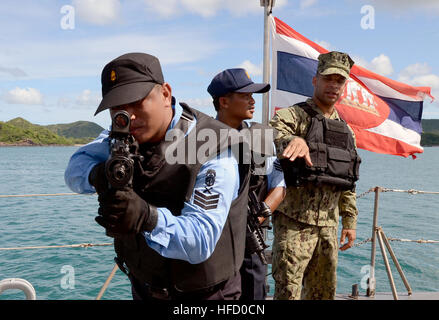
[265,155,286,192]
[64,103,240,264]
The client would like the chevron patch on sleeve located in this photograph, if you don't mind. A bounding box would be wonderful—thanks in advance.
[193,190,220,210]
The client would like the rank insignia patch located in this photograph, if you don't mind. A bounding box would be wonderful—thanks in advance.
[194,190,219,210]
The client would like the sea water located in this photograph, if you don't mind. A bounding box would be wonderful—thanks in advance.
[0,146,438,300]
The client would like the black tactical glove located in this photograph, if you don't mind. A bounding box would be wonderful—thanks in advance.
[89,162,108,195]
[258,202,272,218]
[95,187,158,235]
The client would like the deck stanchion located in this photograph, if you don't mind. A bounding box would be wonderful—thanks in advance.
[377,227,398,300]
[380,229,413,296]
[367,186,381,297]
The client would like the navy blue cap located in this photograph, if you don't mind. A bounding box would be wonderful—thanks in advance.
[95,53,164,115]
[207,68,270,98]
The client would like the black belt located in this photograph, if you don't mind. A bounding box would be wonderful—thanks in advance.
[114,257,171,300]
[139,283,170,300]
[114,256,227,300]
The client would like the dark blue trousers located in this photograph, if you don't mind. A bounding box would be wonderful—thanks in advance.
[239,250,268,300]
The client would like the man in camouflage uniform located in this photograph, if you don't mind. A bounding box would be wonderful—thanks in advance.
[269,51,359,300]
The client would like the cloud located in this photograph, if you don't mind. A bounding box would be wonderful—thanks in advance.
[0,66,27,77]
[57,97,71,108]
[72,0,121,25]
[350,55,368,69]
[351,54,393,76]
[314,39,335,51]
[183,97,213,109]
[0,31,222,80]
[398,63,432,81]
[142,0,180,18]
[369,54,393,76]
[76,89,101,106]
[405,74,439,90]
[398,63,439,101]
[56,90,101,109]
[142,0,288,18]
[368,0,439,15]
[2,87,43,105]
[301,0,318,9]
[237,60,263,77]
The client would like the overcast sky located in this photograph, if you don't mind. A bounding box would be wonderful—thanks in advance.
[0,0,438,129]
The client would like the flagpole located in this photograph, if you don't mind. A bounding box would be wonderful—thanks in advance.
[261,0,274,125]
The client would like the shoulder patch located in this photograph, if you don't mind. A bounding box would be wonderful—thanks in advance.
[205,169,216,187]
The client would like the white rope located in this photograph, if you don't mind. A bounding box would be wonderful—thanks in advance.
[380,188,439,195]
[354,237,439,247]
[356,188,375,199]
[356,186,439,199]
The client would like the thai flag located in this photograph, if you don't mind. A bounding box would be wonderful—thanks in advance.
[270,16,434,158]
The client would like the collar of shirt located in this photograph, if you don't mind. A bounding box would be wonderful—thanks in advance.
[214,115,249,131]
[168,99,197,137]
[168,97,183,131]
[306,98,341,120]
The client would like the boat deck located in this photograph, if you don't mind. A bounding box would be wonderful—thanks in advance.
[335,292,439,300]
[266,292,439,300]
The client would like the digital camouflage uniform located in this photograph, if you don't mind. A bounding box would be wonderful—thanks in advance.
[269,87,358,298]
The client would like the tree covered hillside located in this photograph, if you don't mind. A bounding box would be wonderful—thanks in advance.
[0,118,104,146]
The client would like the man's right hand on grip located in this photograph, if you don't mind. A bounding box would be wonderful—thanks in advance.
[89,162,108,195]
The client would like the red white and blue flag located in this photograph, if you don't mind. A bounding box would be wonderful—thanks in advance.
[270,16,434,158]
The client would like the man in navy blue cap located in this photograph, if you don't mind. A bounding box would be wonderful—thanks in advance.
[65,54,252,300]
[208,68,286,300]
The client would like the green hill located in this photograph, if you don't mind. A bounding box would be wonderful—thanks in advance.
[421,119,439,146]
[421,119,439,134]
[45,121,104,142]
[1,118,73,145]
[0,118,104,146]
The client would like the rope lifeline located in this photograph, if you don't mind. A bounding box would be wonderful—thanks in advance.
[357,187,439,199]
[354,237,439,247]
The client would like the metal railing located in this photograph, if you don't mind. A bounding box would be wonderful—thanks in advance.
[1,187,438,300]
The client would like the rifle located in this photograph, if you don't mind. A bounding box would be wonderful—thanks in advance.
[246,190,271,265]
[105,110,143,189]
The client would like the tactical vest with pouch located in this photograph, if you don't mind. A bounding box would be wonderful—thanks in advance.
[280,102,361,190]
[114,103,250,292]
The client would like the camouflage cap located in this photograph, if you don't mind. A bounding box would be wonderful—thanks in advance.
[317,51,354,79]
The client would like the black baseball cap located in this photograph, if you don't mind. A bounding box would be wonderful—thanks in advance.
[207,68,270,98]
[94,52,164,115]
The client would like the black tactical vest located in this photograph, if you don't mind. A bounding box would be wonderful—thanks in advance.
[241,122,277,231]
[113,103,250,292]
[241,122,277,202]
[280,102,361,190]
